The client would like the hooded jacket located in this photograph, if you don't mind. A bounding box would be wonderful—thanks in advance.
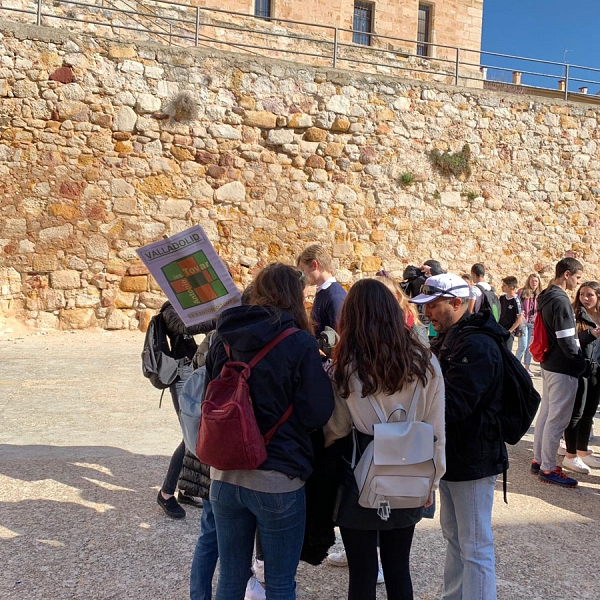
[537,285,586,377]
[205,305,334,481]
[430,310,508,482]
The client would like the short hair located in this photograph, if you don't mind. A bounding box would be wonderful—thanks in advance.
[461,273,473,283]
[471,263,485,278]
[297,244,333,273]
[556,257,583,279]
[502,276,518,289]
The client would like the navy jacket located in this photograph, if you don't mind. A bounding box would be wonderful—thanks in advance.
[431,310,508,482]
[206,305,334,481]
[311,282,347,335]
[538,285,586,377]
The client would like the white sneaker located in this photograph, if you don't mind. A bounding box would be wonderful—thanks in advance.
[562,455,591,475]
[252,559,265,584]
[327,550,348,567]
[558,439,567,456]
[377,562,385,585]
[245,575,266,600]
[581,452,600,469]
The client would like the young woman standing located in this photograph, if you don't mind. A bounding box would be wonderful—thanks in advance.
[516,273,541,374]
[563,282,600,473]
[325,279,446,600]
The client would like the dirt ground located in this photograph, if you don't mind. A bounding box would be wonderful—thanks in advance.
[0,327,599,600]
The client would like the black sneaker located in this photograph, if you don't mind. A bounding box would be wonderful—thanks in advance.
[177,491,203,509]
[157,491,186,519]
[530,460,541,475]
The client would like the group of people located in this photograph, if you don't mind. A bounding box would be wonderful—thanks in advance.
[152,246,599,600]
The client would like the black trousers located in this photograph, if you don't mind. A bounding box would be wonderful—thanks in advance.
[564,373,600,453]
[340,525,416,600]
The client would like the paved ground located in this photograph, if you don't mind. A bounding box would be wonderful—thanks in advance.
[0,327,599,600]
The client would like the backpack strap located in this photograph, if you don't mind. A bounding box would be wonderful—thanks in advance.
[248,327,299,368]
[264,404,294,445]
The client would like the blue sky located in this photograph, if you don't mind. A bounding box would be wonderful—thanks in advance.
[482,1,600,92]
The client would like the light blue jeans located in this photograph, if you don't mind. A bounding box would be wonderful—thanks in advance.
[439,476,498,600]
[190,497,219,600]
[515,323,534,367]
[210,480,306,600]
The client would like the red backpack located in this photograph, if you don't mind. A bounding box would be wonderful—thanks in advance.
[196,328,298,470]
[529,312,549,363]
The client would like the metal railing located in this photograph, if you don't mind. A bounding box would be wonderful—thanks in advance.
[1,0,600,101]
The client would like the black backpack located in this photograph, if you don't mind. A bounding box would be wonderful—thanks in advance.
[481,332,541,445]
[142,310,179,390]
[476,284,501,322]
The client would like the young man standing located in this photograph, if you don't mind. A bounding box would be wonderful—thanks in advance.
[532,257,598,487]
[412,273,507,600]
[498,276,523,352]
[468,263,500,320]
[297,244,347,335]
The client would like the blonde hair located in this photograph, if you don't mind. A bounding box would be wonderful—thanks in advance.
[520,273,541,299]
[374,276,420,325]
[297,244,333,273]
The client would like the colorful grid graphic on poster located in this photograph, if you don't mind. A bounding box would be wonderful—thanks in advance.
[162,250,228,309]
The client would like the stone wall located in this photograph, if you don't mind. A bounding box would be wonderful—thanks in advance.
[0,22,599,330]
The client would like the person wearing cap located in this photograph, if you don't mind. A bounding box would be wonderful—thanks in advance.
[411,273,508,600]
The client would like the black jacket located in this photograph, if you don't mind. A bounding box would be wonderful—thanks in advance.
[577,307,599,370]
[537,286,585,377]
[161,302,216,361]
[177,451,211,500]
[431,310,508,482]
[206,305,334,481]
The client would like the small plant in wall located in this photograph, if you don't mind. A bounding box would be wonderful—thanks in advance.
[400,172,415,187]
[429,143,472,179]
[156,91,199,122]
[463,189,479,201]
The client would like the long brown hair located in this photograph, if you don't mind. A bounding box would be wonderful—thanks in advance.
[250,263,311,332]
[333,279,433,399]
[573,281,600,329]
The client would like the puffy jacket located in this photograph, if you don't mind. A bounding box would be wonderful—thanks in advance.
[577,306,599,367]
[161,301,216,361]
[537,286,586,377]
[177,451,211,500]
[205,305,334,481]
[431,310,508,482]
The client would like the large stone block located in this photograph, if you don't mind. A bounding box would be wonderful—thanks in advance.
[244,111,277,128]
[32,254,58,272]
[59,308,97,330]
[113,106,137,132]
[120,276,148,293]
[214,181,246,204]
[105,308,129,330]
[267,129,295,145]
[161,199,192,218]
[57,101,88,121]
[50,270,81,290]
[86,235,110,260]
[39,224,73,242]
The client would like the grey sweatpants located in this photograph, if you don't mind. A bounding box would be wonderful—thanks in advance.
[533,370,579,472]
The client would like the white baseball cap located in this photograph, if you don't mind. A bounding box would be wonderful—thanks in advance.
[410,273,471,304]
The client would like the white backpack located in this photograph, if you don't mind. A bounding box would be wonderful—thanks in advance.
[352,384,436,520]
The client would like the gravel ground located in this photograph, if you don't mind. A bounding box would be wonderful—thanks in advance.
[0,328,599,600]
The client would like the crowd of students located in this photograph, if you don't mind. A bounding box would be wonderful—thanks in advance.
[154,247,599,600]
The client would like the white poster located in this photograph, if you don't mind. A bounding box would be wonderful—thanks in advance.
[136,225,241,327]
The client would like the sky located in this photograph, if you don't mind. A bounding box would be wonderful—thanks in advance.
[481,1,600,93]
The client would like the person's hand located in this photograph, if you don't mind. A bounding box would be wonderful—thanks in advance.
[423,491,434,509]
[421,264,432,276]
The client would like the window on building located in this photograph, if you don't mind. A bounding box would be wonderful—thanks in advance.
[353,2,374,46]
[417,4,431,57]
[255,0,271,19]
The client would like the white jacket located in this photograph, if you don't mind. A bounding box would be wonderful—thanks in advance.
[324,355,446,489]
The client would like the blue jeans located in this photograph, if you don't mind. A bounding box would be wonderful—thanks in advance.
[439,476,498,600]
[190,498,219,600]
[210,480,306,600]
[515,323,534,367]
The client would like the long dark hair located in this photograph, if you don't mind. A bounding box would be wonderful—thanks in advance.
[333,279,433,399]
[573,281,600,325]
[249,263,311,333]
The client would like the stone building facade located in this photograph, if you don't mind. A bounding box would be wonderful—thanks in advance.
[0,22,598,331]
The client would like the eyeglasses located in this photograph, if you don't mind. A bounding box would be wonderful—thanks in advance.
[420,284,469,298]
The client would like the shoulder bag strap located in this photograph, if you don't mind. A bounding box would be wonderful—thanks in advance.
[406,381,422,422]
[248,327,299,368]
